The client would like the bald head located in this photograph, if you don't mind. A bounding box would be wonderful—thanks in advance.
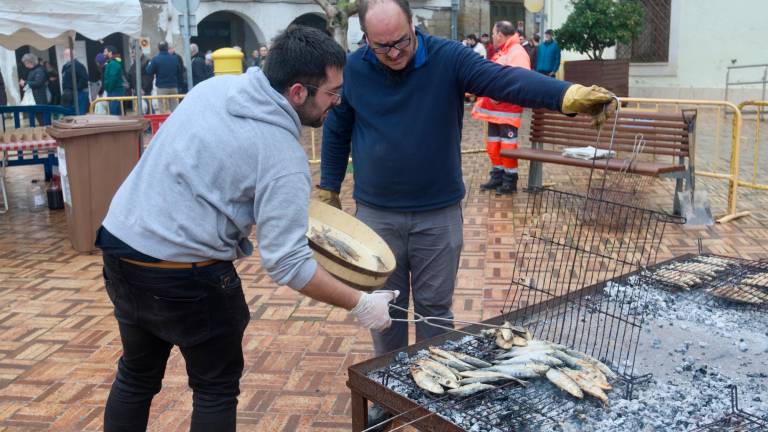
[359,0,412,33]
[63,48,72,61]
[360,0,417,71]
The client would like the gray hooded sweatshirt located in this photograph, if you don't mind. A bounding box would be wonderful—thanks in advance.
[102,67,317,290]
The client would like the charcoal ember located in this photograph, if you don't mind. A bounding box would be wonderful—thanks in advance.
[693,365,708,377]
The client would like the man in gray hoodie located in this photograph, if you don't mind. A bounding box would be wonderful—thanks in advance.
[97,26,396,432]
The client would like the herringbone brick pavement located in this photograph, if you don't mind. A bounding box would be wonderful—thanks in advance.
[1,107,767,431]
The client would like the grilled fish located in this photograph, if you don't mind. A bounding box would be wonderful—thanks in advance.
[411,366,444,394]
[549,350,582,368]
[310,226,361,262]
[423,370,460,389]
[499,321,515,341]
[458,370,528,386]
[429,347,479,369]
[545,368,583,399]
[446,383,495,396]
[512,336,528,347]
[415,358,459,381]
[495,353,564,367]
[496,332,515,350]
[561,368,609,404]
[442,350,493,369]
[429,353,475,372]
[486,363,550,378]
[565,351,618,380]
[572,359,611,389]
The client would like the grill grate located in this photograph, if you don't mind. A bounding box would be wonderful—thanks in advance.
[642,254,768,310]
[690,386,768,431]
[501,188,682,399]
[367,336,595,431]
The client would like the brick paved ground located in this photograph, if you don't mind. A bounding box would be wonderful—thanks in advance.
[1,107,767,431]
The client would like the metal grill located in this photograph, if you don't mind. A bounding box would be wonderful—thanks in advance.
[350,255,766,432]
[617,0,671,63]
[501,188,682,397]
[367,336,596,431]
[690,386,768,432]
[641,254,768,309]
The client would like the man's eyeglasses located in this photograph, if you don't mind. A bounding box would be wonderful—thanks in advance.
[368,36,412,55]
[303,84,342,102]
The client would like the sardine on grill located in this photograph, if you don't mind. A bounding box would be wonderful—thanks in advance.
[411,366,445,394]
[446,382,495,396]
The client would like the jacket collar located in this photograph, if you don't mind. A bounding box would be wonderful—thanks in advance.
[363,28,427,70]
[500,33,521,53]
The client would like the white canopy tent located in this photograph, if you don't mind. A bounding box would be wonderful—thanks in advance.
[0,0,143,112]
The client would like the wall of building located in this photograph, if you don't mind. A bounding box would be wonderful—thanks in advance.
[629,0,768,101]
[459,0,490,38]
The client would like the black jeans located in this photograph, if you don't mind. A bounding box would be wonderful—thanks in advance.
[101,254,250,432]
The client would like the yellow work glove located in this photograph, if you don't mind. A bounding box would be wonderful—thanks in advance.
[316,187,341,210]
[561,84,618,129]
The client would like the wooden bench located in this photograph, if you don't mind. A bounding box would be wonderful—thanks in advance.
[501,108,697,214]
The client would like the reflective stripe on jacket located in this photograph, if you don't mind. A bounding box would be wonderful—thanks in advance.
[472,34,531,127]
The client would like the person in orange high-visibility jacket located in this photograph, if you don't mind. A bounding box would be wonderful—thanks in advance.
[472,21,531,194]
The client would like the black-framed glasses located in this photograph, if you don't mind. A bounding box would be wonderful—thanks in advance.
[302,84,342,102]
[368,35,412,55]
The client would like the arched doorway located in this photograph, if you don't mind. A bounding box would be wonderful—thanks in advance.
[193,11,264,55]
[290,13,329,34]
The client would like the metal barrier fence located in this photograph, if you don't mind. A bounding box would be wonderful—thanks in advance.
[736,101,768,193]
[88,94,186,115]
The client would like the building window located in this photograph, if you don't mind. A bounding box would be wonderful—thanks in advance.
[617,0,671,63]
[490,1,526,34]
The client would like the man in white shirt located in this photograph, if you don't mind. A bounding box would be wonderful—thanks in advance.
[466,34,486,58]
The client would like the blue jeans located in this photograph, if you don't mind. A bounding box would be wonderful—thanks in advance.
[108,88,125,115]
[101,254,250,432]
[356,203,464,356]
[76,90,90,115]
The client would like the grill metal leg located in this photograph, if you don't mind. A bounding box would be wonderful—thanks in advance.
[351,390,368,432]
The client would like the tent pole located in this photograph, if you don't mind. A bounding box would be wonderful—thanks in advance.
[69,36,79,115]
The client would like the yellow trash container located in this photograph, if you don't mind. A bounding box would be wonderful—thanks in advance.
[212,48,244,76]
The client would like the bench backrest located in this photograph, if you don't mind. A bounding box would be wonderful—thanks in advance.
[530,109,696,159]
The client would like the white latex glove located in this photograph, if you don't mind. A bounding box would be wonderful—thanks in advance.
[350,290,400,330]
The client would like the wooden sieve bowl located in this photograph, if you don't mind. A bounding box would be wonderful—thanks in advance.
[307,200,396,291]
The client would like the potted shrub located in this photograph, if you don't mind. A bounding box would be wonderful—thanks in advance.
[556,0,644,96]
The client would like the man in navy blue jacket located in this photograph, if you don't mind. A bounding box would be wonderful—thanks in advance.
[146,42,181,111]
[318,0,615,359]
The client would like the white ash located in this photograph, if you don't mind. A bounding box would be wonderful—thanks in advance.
[569,276,768,431]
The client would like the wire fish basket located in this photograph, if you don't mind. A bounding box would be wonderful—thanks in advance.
[502,187,684,397]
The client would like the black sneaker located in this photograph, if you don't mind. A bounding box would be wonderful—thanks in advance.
[495,172,518,195]
[480,169,504,190]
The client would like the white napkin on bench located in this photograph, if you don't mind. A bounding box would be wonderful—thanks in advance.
[561,146,616,160]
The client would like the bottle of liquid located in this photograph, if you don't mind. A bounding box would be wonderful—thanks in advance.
[27,179,47,212]
[47,179,64,210]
